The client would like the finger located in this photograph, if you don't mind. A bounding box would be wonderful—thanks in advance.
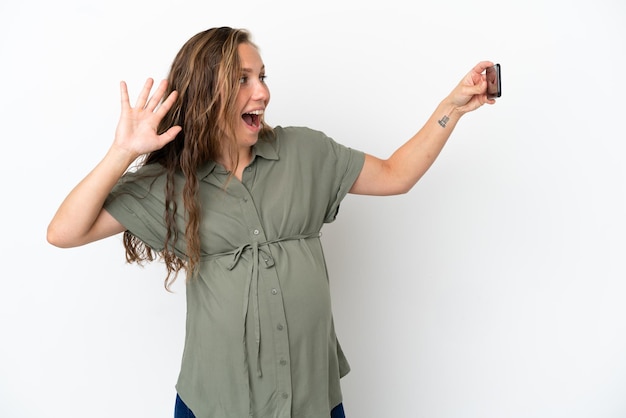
[474,60,495,74]
[134,78,154,109]
[157,125,182,147]
[120,81,130,111]
[154,89,179,118]
[465,80,487,98]
[145,79,169,112]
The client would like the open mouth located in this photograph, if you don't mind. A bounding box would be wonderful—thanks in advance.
[242,110,263,128]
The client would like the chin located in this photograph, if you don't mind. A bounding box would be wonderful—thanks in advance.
[236,133,259,148]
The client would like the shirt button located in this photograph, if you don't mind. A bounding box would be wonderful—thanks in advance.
[279,359,287,366]
[253,229,260,235]
[282,393,289,399]
[271,289,278,295]
[276,324,284,331]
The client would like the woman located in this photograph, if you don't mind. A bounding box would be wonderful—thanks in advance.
[47,26,496,418]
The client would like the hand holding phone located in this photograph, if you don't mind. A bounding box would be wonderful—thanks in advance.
[486,64,501,99]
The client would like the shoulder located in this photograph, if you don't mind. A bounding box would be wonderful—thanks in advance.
[271,125,337,154]
[111,162,171,198]
[273,125,324,137]
[267,125,364,172]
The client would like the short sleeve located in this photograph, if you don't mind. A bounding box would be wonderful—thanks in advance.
[318,133,365,223]
[103,167,170,252]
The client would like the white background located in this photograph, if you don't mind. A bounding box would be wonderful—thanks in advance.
[1,0,625,417]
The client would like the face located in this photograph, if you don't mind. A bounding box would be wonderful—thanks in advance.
[234,42,270,149]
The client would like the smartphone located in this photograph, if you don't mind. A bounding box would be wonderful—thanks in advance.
[486,64,501,99]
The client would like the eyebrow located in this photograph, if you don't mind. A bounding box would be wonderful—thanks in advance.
[241,65,265,73]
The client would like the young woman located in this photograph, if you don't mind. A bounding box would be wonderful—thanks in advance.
[47,26,496,418]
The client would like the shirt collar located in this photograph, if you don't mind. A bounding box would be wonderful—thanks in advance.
[197,137,279,181]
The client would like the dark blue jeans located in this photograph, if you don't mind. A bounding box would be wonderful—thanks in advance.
[175,394,346,417]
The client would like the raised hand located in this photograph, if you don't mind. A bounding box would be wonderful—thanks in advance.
[113,78,182,159]
[447,61,497,114]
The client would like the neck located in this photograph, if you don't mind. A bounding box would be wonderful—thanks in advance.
[217,146,253,180]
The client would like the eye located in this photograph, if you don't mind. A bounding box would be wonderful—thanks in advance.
[260,75,268,83]
[239,76,248,84]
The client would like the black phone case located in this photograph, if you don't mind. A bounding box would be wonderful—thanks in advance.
[487,64,501,98]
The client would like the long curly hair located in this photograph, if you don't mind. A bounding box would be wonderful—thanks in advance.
[122,27,274,290]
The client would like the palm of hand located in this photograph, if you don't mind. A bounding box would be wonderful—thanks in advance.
[114,78,181,158]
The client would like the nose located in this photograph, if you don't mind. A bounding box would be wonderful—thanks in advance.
[252,79,270,103]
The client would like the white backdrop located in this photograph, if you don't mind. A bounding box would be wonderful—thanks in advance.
[1,0,625,417]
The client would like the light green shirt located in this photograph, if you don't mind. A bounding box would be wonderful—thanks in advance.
[104,126,365,417]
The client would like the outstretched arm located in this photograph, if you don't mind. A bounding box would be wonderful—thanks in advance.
[350,61,496,196]
[47,78,181,248]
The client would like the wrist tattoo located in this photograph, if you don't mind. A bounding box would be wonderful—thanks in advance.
[438,115,450,128]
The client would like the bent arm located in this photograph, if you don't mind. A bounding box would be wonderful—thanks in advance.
[350,61,495,196]
[47,147,135,248]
